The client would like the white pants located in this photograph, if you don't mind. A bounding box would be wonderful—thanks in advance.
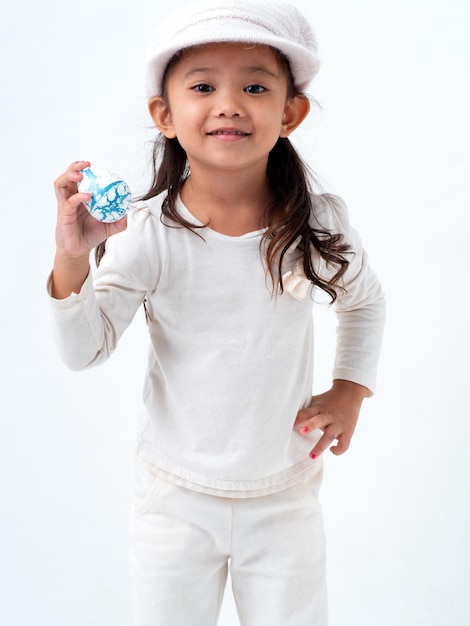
[129,458,328,626]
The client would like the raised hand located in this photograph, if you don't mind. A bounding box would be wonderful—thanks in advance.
[51,161,127,298]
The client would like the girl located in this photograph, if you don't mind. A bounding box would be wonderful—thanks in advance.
[49,1,385,624]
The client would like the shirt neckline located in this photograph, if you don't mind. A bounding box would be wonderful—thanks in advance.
[176,196,267,241]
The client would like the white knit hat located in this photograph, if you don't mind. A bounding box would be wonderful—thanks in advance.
[145,0,320,96]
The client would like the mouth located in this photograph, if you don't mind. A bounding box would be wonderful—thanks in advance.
[207,129,251,137]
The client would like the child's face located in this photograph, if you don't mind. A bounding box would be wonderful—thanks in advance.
[149,43,309,177]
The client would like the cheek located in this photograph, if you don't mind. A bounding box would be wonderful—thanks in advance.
[170,101,203,134]
[258,113,286,141]
[255,99,287,126]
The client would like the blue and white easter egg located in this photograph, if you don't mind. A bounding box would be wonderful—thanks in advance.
[78,167,132,223]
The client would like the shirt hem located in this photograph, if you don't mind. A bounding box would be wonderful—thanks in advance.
[136,440,322,498]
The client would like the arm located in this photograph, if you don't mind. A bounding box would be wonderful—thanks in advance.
[49,161,146,371]
[295,195,386,457]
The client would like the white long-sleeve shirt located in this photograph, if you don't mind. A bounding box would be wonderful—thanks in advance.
[48,192,385,496]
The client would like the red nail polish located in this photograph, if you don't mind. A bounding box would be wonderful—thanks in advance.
[300,426,309,434]
[309,452,316,459]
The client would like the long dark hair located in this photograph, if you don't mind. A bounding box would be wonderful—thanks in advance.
[135,134,350,302]
[96,47,351,302]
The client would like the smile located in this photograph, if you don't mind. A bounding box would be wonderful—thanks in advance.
[207,129,250,136]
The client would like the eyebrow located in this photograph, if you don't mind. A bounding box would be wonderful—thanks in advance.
[246,66,281,79]
[182,66,281,80]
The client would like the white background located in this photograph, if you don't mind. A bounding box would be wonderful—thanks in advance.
[1,0,469,624]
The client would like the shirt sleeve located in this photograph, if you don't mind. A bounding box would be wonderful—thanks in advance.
[46,203,158,371]
[313,195,386,393]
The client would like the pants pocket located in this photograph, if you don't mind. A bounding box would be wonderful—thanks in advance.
[132,456,166,517]
[294,465,324,507]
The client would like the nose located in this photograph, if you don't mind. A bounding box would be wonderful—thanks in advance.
[212,87,243,118]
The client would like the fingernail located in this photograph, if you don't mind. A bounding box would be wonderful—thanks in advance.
[309,452,316,459]
[300,426,309,434]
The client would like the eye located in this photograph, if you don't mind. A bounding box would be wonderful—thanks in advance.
[244,84,267,94]
[192,83,214,93]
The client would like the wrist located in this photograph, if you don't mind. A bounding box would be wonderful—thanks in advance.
[54,247,90,264]
[52,253,90,299]
[332,379,371,400]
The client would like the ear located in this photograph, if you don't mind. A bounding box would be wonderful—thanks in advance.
[280,94,311,138]
[148,96,177,138]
